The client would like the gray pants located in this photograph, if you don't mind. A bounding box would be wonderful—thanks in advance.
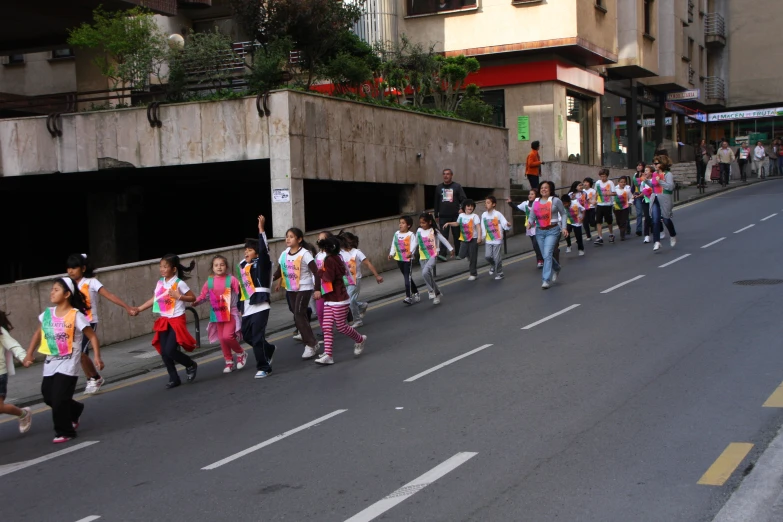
[421,256,440,295]
[458,239,478,276]
[485,243,503,274]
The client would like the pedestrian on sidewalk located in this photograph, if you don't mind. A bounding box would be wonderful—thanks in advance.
[508,189,544,267]
[773,138,783,176]
[24,278,101,443]
[192,255,247,374]
[593,169,616,245]
[560,193,585,256]
[135,255,198,389]
[737,142,750,182]
[613,176,633,242]
[0,311,32,434]
[640,165,654,244]
[417,212,454,304]
[650,156,678,252]
[434,168,466,261]
[525,141,543,190]
[314,236,366,365]
[695,140,713,188]
[444,199,481,280]
[388,216,421,305]
[65,254,135,395]
[481,196,511,280]
[582,177,597,240]
[237,217,276,377]
[717,141,735,187]
[527,182,569,290]
[633,162,646,235]
[273,228,321,360]
[753,141,768,179]
[339,232,384,328]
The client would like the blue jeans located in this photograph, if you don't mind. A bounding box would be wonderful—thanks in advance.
[651,199,676,243]
[536,227,562,283]
[634,197,645,234]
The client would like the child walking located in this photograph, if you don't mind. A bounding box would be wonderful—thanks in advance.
[560,193,585,255]
[593,169,616,245]
[640,166,654,244]
[416,212,454,304]
[238,216,276,378]
[66,253,135,394]
[613,176,633,241]
[274,228,321,360]
[340,232,384,328]
[508,190,543,268]
[0,311,32,434]
[481,196,511,280]
[445,199,482,280]
[193,255,247,374]
[388,216,421,305]
[135,255,198,389]
[314,236,367,365]
[582,177,596,240]
[24,278,102,443]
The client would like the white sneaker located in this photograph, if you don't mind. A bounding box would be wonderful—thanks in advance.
[643,236,650,243]
[236,352,248,370]
[653,242,661,251]
[292,332,303,341]
[413,293,421,303]
[354,335,367,356]
[351,320,364,328]
[315,354,334,365]
[302,345,317,359]
[489,269,494,276]
[18,407,32,434]
[84,377,105,395]
[551,270,558,282]
[468,275,477,281]
[566,247,571,253]
[578,250,585,256]
[495,273,504,280]
[670,236,677,247]
[254,371,270,379]
[428,291,435,300]
[223,361,234,374]
[359,302,368,318]
[542,281,550,289]
[660,231,666,239]
[433,295,441,305]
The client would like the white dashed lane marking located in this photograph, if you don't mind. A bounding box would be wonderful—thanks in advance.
[522,304,581,330]
[404,345,493,383]
[0,441,100,478]
[600,275,646,294]
[659,254,691,268]
[701,237,726,249]
[761,213,778,221]
[734,224,755,234]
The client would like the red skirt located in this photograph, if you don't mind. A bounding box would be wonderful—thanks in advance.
[151,316,197,354]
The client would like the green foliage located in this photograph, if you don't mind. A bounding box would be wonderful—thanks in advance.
[432,55,481,112]
[321,33,379,94]
[168,29,240,92]
[456,84,494,124]
[246,37,294,94]
[376,36,439,107]
[67,7,166,91]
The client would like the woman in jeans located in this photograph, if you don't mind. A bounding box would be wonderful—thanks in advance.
[527,181,569,289]
[649,155,677,252]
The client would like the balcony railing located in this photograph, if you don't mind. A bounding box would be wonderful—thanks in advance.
[704,76,725,102]
[705,13,726,46]
[688,63,695,85]
[687,0,695,24]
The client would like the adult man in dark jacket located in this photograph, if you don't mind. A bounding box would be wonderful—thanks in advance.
[434,168,467,260]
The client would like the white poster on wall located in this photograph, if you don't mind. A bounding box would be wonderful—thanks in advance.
[273,188,290,203]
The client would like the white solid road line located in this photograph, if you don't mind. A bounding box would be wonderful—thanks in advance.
[734,224,755,233]
[761,213,778,221]
[404,345,493,383]
[701,237,726,249]
[202,410,347,470]
[658,254,691,268]
[522,304,581,330]
[0,441,100,478]
[74,517,101,522]
[344,452,478,522]
[600,275,646,294]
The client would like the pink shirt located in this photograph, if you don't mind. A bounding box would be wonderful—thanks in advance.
[195,275,241,314]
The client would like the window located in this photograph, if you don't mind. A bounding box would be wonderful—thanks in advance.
[481,90,506,128]
[567,93,591,165]
[699,45,705,79]
[51,48,74,59]
[5,54,24,65]
[683,36,694,61]
[407,0,477,16]
[643,0,653,36]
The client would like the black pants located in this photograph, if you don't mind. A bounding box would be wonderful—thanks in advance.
[614,207,630,239]
[565,225,584,250]
[583,208,596,238]
[438,217,460,257]
[641,201,652,236]
[242,310,274,372]
[738,159,748,181]
[458,238,479,276]
[42,373,83,438]
[397,261,419,297]
[696,161,707,186]
[159,324,195,384]
[527,175,540,190]
[719,163,731,185]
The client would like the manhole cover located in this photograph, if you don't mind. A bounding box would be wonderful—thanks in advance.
[733,279,783,286]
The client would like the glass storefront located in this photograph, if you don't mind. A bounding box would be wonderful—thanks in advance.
[567,92,590,164]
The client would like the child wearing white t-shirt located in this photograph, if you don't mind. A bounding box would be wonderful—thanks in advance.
[481,196,511,280]
[444,199,482,280]
[339,232,384,328]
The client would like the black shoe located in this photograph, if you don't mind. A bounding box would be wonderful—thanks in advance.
[636,231,642,237]
[166,381,181,389]
[186,362,198,383]
[609,235,615,244]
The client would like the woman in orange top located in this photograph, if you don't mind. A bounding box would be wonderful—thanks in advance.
[525,141,543,190]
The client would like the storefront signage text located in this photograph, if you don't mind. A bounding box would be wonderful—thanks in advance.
[666,90,700,101]
[517,116,530,141]
[707,108,783,122]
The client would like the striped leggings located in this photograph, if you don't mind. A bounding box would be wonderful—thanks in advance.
[322,304,363,356]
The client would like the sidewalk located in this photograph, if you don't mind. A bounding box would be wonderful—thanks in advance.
[5,177,772,407]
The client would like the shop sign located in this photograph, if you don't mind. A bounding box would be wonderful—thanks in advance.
[707,108,783,122]
[666,90,700,101]
[517,116,530,141]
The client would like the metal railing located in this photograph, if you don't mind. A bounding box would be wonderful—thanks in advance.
[704,76,725,100]
[705,12,726,38]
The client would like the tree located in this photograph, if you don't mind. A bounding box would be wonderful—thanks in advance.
[321,32,380,95]
[376,35,439,107]
[245,37,294,94]
[456,84,494,124]
[67,7,167,91]
[432,55,480,112]
[168,29,240,91]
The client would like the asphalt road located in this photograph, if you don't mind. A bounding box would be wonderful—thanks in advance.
[2,180,783,522]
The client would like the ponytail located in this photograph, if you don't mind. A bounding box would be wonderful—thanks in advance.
[54,277,90,315]
[0,310,12,333]
[161,253,195,281]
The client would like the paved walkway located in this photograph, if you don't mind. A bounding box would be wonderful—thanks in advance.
[4,178,769,406]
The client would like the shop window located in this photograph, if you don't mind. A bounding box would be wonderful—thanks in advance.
[407,0,477,16]
[567,93,591,165]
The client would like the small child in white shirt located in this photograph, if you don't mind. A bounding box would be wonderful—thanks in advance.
[481,195,511,280]
[444,199,482,280]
